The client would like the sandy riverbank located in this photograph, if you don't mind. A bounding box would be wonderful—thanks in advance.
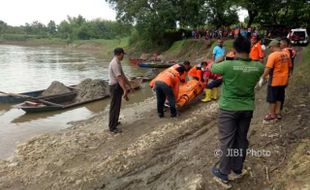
[0,43,309,190]
[0,77,309,189]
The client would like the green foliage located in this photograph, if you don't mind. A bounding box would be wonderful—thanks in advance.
[235,0,310,28]
[0,16,132,41]
[47,20,57,36]
[288,45,310,95]
[1,34,28,41]
[107,0,239,49]
[56,15,132,40]
[205,0,239,27]
[0,21,8,34]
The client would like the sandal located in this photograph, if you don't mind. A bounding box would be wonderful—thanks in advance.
[276,113,282,120]
[263,113,276,124]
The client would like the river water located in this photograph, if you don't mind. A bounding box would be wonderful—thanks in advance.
[0,44,153,159]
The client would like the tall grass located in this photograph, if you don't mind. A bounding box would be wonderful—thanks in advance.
[288,45,310,95]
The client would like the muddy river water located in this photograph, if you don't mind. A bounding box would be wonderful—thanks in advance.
[0,44,153,159]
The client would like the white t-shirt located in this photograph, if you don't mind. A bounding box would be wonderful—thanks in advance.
[108,57,124,85]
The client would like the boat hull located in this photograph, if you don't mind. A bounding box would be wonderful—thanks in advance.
[0,90,43,103]
[138,62,174,68]
[18,79,142,113]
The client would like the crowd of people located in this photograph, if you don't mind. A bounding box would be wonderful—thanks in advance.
[189,27,262,40]
[107,31,296,187]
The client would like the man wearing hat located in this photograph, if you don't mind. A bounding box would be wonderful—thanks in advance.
[261,40,292,123]
[108,47,131,133]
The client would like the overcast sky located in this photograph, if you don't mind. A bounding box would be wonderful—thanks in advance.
[0,0,248,26]
[0,0,117,26]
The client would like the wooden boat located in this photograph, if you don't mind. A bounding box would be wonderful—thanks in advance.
[0,86,76,104]
[17,79,143,113]
[17,92,85,113]
[0,89,44,103]
[138,61,175,68]
[129,58,145,65]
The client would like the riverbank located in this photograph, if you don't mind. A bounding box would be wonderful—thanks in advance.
[0,38,129,58]
[0,42,309,190]
[0,37,232,62]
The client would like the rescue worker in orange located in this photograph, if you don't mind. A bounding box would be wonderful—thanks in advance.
[150,61,191,88]
[280,38,296,73]
[249,36,264,62]
[152,65,186,118]
[260,40,292,123]
[188,62,206,82]
[279,38,296,111]
[169,61,191,82]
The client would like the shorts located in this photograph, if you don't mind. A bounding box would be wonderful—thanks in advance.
[267,85,286,103]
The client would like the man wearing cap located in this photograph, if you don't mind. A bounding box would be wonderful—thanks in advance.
[108,48,131,133]
[261,40,292,123]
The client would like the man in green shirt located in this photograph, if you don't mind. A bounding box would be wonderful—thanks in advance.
[210,36,264,188]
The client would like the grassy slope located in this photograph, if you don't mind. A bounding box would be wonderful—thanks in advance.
[162,39,233,63]
[273,45,310,189]
[71,38,129,58]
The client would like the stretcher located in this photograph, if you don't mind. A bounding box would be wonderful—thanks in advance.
[177,80,205,107]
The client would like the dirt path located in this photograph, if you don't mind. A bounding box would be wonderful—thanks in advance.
[0,47,309,190]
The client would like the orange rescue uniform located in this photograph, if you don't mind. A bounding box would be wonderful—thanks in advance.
[282,47,295,68]
[150,64,185,88]
[150,69,181,98]
[169,64,188,82]
[188,65,204,82]
[250,42,264,61]
[266,51,291,86]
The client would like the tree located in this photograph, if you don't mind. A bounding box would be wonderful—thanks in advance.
[47,20,57,36]
[0,20,8,34]
[106,0,211,47]
[235,0,270,28]
[57,20,73,39]
[205,0,239,27]
[235,0,310,28]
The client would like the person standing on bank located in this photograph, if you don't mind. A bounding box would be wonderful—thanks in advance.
[210,36,264,188]
[261,40,291,123]
[108,48,132,133]
[212,38,226,63]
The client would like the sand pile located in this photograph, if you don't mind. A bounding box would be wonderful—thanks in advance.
[75,78,109,102]
[41,81,71,96]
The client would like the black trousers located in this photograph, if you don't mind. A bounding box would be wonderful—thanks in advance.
[207,79,222,89]
[218,109,253,175]
[109,83,123,130]
[154,81,177,116]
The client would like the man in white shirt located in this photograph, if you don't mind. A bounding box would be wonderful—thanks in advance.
[108,48,131,133]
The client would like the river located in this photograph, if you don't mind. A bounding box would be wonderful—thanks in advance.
[0,44,153,159]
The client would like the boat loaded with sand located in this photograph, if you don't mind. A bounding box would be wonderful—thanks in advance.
[15,78,142,113]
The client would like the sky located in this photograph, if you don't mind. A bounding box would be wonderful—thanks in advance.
[238,9,248,22]
[0,0,117,26]
[0,0,248,26]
